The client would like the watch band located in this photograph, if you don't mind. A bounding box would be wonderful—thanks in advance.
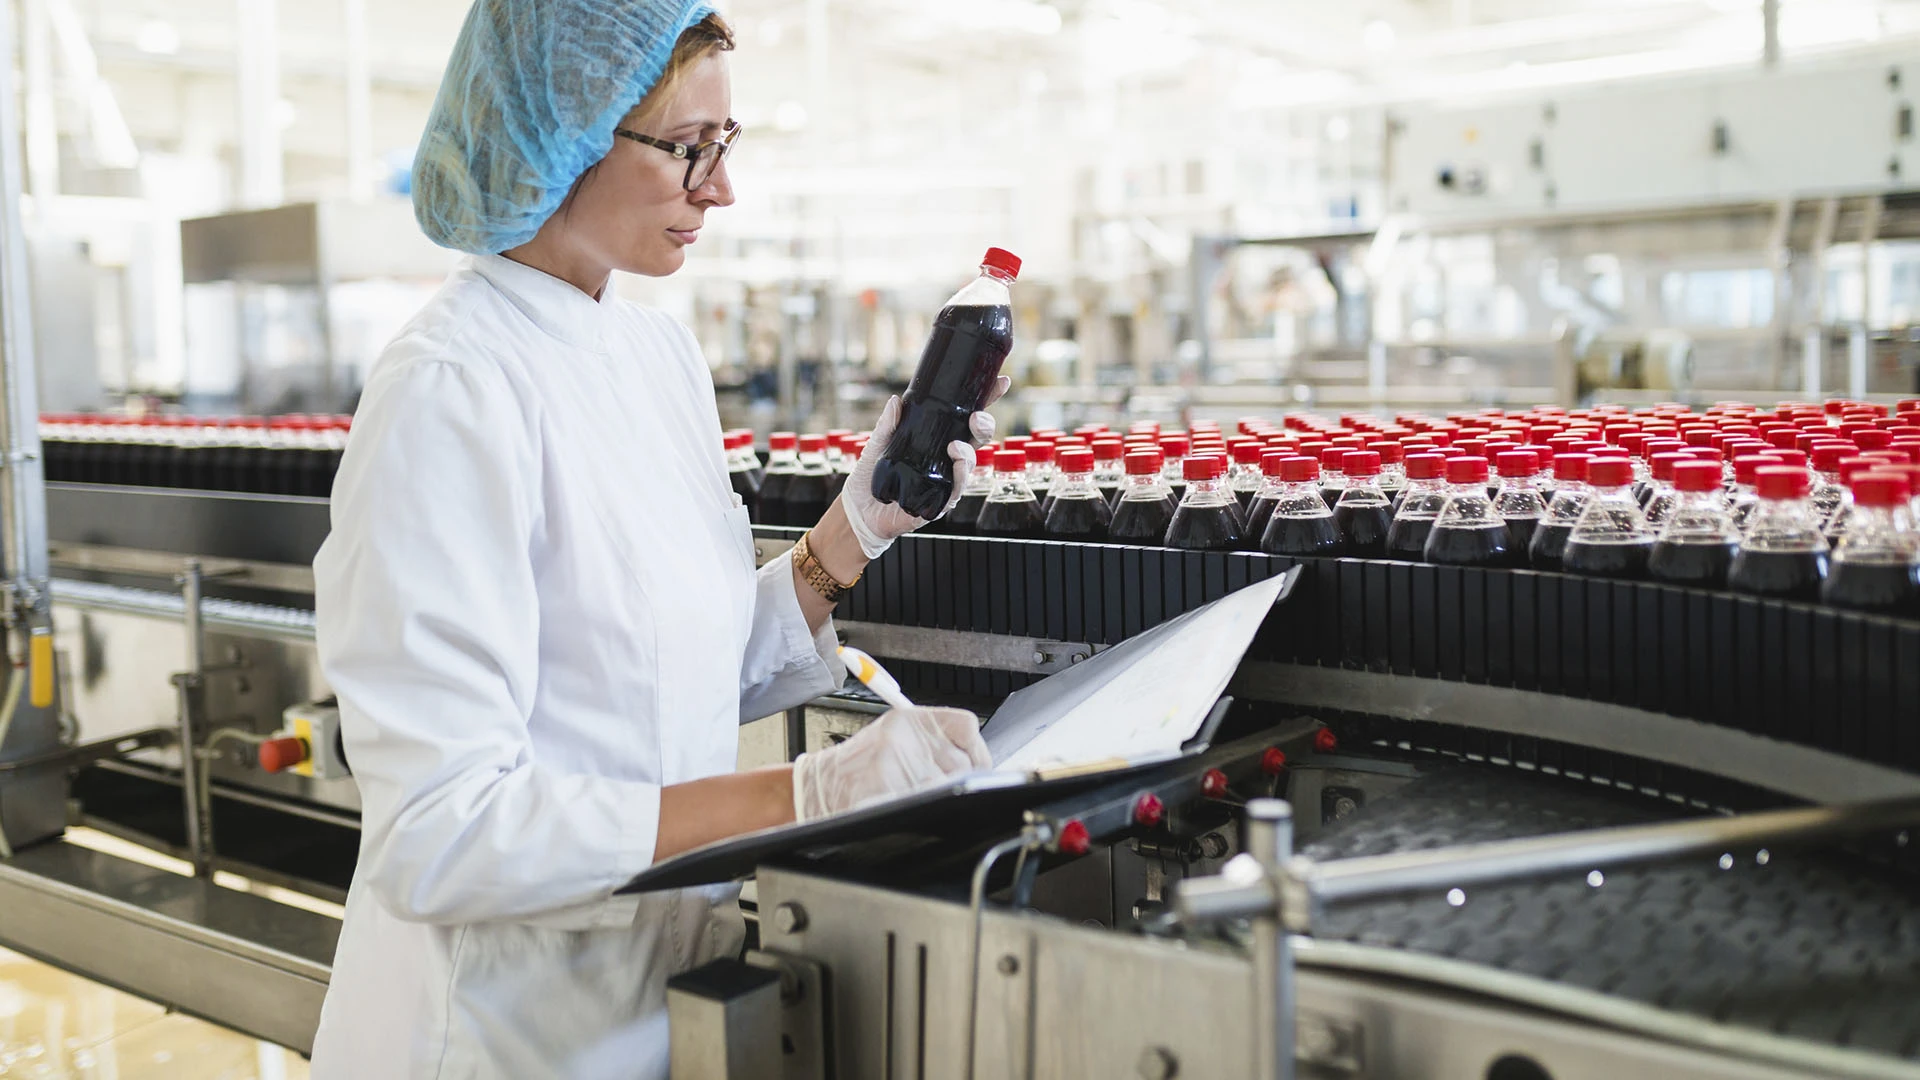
[793,530,860,603]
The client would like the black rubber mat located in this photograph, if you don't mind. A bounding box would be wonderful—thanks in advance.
[1302,766,1920,1061]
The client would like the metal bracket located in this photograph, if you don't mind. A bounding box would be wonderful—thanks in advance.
[836,620,1102,676]
[0,726,173,776]
[745,949,829,1080]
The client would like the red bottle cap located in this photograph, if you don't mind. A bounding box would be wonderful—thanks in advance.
[1280,455,1320,482]
[1825,400,1849,415]
[768,431,797,450]
[1158,435,1190,458]
[258,736,309,773]
[1851,472,1912,506]
[1855,429,1892,450]
[1342,450,1382,477]
[1755,466,1812,500]
[1183,454,1222,482]
[1091,438,1125,461]
[798,434,828,453]
[1454,438,1488,458]
[1733,454,1775,485]
[1495,450,1536,476]
[1405,453,1447,480]
[1649,451,1689,482]
[1586,458,1634,487]
[1671,460,1722,493]
[1810,444,1852,472]
[1024,441,1055,464]
[1260,449,1289,473]
[1446,456,1490,484]
[1763,449,1809,469]
[1889,440,1920,464]
[1231,441,1265,465]
[1370,440,1405,465]
[1132,793,1166,828]
[1837,456,1884,483]
[1551,453,1592,482]
[1058,447,1094,472]
[981,247,1022,279]
[1124,449,1163,475]
[993,448,1030,471]
[1319,446,1350,471]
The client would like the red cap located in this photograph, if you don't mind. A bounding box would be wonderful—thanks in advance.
[1495,450,1537,476]
[1446,456,1490,484]
[1260,449,1289,473]
[1124,449,1163,476]
[1342,450,1382,477]
[1549,453,1589,482]
[1899,398,1920,413]
[1091,438,1124,462]
[1889,440,1920,464]
[1025,441,1055,464]
[1756,466,1812,500]
[1855,429,1892,450]
[1184,454,1227,482]
[1058,447,1094,472]
[1672,460,1722,493]
[1586,458,1634,487]
[1853,472,1914,507]
[1159,434,1190,458]
[1837,456,1883,483]
[1733,454,1775,485]
[981,247,1022,279]
[1686,445,1725,463]
[1810,444,1852,472]
[1280,455,1320,482]
[1454,438,1488,458]
[1825,400,1850,415]
[991,448,1027,471]
[1405,453,1447,481]
[1231,441,1264,465]
[798,434,828,453]
[1763,449,1809,469]
[768,431,797,450]
[257,736,309,773]
[1370,441,1405,465]
[1649,451,1688,482]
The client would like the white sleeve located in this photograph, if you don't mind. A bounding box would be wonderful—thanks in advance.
[737,548,847,723]
[315,350,658,928]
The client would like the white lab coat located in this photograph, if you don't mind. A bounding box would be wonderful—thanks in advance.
[307,254,845,1079]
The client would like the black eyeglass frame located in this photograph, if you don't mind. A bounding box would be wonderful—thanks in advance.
[613,120,742,191]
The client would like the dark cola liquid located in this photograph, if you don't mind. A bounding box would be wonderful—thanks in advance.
[1823,560,1920,615]
[1333,503,1392,559]
[1319,482,1344,509]
[1647,540,1736,588]
[1109,496,1175,546]
[870,304,1014,518]
[758,472,795,526]
[1529,523,1573,571]
[732,467,763,519]
[1244,494,1279,542]
[780,473,834,529]
[1166,504,1243,551]
[1424,524,1512,568]
[1562,539,1653,580]
[1262,514,1345,557]
[976,496,1045,539]
[1385,517,1434,561]
[1504,516,1540,558]
[1044,494,1112,540]
[949,492,988,533]
[1728,548,1828,602]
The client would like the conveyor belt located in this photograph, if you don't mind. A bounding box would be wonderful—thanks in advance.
[1303,766,1920,1062]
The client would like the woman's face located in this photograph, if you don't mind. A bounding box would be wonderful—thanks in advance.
[555,52,736,279]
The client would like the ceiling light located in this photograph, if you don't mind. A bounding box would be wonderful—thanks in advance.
[1363,19,1396,53]
[134,18,179,56]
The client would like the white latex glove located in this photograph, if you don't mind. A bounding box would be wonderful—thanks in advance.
[792,706,993,821]
[841,377,1011,559]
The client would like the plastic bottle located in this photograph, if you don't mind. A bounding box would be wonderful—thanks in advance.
[726,431,763,515]
[824,433,854,503]
[1820,471,1918,615]
[1165,455,1243,551]
[1385,453,1450,560]
[868,248,1020,518]
[1727,467,1830,602]
[1641,451,1690,529]
[1647,460,1741,589]
[1490,450,1547,555]
[1423,457,1513,568]
[1091,438,1126,505]
[1258,456,1344,557]
[1228,441,1266,510]
[1043,448,1113,541]
[1728,453,1773,533]
[1808,443,1850,527]
[1561,457,1656,580]
[975,447,1046,539]
[779,435,835,527]
[1158,434,1190,504]
[947,447,995,534]
[1243,449,1290,541]
[1332,450,1392,558]
[1109,450,1177,547]
[1026,440,1058,515]
[1372,441,1407,505]
[758,432,801,526]
[1316,447,1350,509]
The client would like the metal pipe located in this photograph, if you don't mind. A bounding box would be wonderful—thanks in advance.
[1245,799,1295,1080]
[1293,795,1920,918]
[0,0,50,600]
[174,560,213,876]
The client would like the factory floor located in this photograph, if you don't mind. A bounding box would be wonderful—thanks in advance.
[0,944,309,1079]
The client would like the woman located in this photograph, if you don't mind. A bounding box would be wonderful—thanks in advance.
[307,2,999,1076]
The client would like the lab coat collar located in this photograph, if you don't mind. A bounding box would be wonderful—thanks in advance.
[469,254,610,352]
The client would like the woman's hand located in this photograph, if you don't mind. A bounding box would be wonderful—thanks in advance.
[839,378,1011,559]
[792,706,993,820]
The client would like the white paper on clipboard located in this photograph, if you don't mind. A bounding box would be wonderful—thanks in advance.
[978,567,1297,773]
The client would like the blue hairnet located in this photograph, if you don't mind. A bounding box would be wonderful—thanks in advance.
[413,0,717,254]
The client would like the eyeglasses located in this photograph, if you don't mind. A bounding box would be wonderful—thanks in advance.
[613,119,741,191]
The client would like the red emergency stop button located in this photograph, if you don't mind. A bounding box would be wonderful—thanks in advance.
[1313,729,1339,754]
[258,737,309,773]
[1132,793,1165,828]
[1260,748,1288,775]
[1200,768,1229,799]
[1057,819,1090,856]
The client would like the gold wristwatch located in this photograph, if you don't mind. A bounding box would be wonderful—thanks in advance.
[793,530,860,603]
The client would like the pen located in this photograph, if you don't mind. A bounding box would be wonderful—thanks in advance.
[836,645,916,710]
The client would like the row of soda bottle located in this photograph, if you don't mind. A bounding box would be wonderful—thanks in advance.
[39,413,351,498]
[730,397,1920,616]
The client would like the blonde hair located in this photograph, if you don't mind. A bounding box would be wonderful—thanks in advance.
[628,13,736,128]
